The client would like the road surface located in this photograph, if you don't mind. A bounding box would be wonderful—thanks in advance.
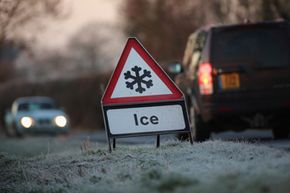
[0,128,289,157]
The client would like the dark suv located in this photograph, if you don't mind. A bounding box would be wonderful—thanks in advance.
[170,21,290,141]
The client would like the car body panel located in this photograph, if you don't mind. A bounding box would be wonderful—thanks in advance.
[175,21,290,132]
[5,97,70,135]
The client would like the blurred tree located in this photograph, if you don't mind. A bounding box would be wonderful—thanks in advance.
[204,0,290,23]
[0,41,19,82]
[29,49,72,81]
[0,0,63,43]
[68,22,123,74]
[15,22,123,81]
[121,0,290,63]
[121,0,202,62]
[0,0,63,83]
[69,24,107,72]
[261,0,290,20]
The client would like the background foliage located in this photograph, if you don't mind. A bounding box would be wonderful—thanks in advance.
[1,0,290,130]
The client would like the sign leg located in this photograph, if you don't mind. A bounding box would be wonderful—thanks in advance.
[189,132,193,145]
[156,134,160,148]
[108,137,112,153]
[113,138,116,149]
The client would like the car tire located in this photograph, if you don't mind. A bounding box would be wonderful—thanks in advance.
[3,125,13,137]
[190,106,211,142]
[15,131,23,138]
[4,122,17,137]
[12,123,23,138]
[272,128,289,139]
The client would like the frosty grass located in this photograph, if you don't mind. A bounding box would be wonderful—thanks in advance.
[0,139,290,193]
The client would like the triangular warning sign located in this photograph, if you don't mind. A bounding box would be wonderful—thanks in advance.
[102,38,183,105]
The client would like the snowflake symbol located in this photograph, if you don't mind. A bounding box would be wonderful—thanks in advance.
[124,66,153,94]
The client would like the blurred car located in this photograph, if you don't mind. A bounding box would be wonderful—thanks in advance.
[169,20,290,141]
[4,97,69,136]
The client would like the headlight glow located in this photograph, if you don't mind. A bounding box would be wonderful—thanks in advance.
[20,117,33,128]
[54,116,67,127]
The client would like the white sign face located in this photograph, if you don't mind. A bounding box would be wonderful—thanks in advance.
[107,105,186,135]
[111,48,172,98]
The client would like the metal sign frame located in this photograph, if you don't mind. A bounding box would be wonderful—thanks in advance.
[101,37,193,152]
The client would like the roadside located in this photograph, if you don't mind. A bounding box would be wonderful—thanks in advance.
[1,139,290,193]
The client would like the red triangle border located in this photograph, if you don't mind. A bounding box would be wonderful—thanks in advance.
[102,38,183,105]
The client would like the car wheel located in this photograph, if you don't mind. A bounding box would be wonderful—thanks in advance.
[12,123,23,138]
[4,122,18,137]
[190,106,211,142]
[272,128,289,139]
[4,125,14,137]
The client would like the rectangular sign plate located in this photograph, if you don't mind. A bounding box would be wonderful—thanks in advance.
[102,100,190,137]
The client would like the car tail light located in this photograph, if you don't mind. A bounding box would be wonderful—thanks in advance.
[198,63,213,95]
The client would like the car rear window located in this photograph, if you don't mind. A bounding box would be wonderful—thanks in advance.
[212,25,290,68]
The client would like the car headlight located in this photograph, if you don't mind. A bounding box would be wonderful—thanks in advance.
[20,117,34,128]
[54,115,67,127]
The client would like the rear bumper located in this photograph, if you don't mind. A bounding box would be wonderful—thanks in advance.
[202,99,290,117]
[197,91,290,130]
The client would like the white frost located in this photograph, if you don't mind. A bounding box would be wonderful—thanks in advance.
[0,139,290,193]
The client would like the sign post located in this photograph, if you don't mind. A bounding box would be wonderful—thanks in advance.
[101,38,192,151]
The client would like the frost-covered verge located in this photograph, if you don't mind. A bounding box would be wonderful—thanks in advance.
[1,140,290,193]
